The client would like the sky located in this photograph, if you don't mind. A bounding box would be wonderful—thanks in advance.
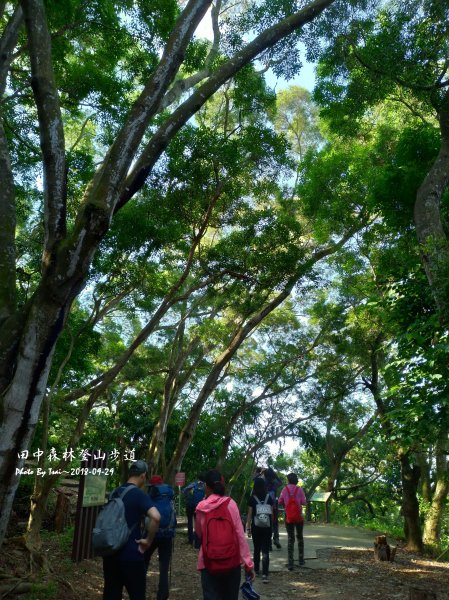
[195,9,317,93]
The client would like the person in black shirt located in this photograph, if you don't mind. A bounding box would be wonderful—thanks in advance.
[246,477,273,584]
[102,460,161,600]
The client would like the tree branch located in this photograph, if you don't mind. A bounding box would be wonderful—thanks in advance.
[0,4,23,94]
[77,0,213,216]
[0,122,16,324]
[21,0,67,260]
[117,0,337,210]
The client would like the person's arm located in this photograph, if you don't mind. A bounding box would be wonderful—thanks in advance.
[299,487,307,506]
[182,481,195,495]
[246,506,253,537]
[278,487,286,507]
[194,507,204,541]
[136,506,160,554]
[228,499,255,580]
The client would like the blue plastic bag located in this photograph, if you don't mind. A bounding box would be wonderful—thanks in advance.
[240,575,260,600]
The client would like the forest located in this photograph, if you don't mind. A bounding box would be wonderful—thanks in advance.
[0,0,448,583]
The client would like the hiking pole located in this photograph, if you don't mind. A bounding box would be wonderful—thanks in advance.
[169,536,174,590]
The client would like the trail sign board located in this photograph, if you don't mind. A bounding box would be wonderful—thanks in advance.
[310,491,332,502]
[175,472,185,486]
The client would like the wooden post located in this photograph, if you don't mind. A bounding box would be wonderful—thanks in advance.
[54,491,70,532]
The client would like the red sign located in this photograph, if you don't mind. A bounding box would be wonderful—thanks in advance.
[174,472,185,486]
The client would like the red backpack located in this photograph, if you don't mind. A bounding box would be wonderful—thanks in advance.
[201,497,241,574]
[285,486,303,524]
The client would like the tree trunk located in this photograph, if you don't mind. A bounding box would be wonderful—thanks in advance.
[216,412,241,472]
[165,286,291,481]
[413,93,449,324]
[415,450,432,503]
[0,292,63,547]
[25,477,54,552]
[399,452,423,552]
[423,419,449,547]
[326,458,343,493]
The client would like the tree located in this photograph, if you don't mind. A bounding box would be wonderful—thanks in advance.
[314,0,449,323]
[0,0,343,546]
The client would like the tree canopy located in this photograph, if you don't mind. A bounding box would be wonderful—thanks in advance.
[1,0,449,559]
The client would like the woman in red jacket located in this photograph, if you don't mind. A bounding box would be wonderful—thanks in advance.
[195,469,255,600]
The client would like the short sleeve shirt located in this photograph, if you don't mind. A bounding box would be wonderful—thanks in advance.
[248,494,274,528]
[114,483,154,561]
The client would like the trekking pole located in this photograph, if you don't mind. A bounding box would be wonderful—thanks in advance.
[169,536,174,590]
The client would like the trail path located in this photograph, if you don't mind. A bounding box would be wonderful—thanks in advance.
[257,521,382,571]
[4,523,448,599]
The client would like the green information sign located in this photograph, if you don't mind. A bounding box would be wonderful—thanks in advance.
[311,491,332,502]
[82,473,107,507]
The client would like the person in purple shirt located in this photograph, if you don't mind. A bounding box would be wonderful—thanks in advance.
[278,473,307,570]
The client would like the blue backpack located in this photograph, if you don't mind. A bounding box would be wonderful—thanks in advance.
[189,481,205,508]
[150,484,176,539]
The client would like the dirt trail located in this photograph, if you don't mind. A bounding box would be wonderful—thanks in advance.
[1,524,449,599]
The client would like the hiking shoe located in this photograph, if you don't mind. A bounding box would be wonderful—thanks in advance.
[288,566,293,571]
[274,540,282,549]
[262,575,269,583]
[299,559,305,566]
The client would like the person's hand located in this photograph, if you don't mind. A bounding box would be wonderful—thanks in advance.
[245,567,256,582]
[135,537,151,554]
[246,528,252,538]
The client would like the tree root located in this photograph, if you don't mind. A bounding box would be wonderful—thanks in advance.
[1,536,50,575]
[0,579,47,598]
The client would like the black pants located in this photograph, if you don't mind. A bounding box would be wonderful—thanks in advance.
[103,555,146,600]
[251,526,271,576]
[272,503,280,542]
[186,504,195,544]
[286,521,304,568]
[200,566,241,600]
[145,537,173,600]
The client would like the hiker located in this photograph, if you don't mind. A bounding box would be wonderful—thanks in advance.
[195,469,255,600]
[144,475,176,600]
[263,467,282,549]
[182,473,205,545]
[278,472,307,570]
[252,466,263,479]
[246,476,274,583]
[102,460,161,600]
